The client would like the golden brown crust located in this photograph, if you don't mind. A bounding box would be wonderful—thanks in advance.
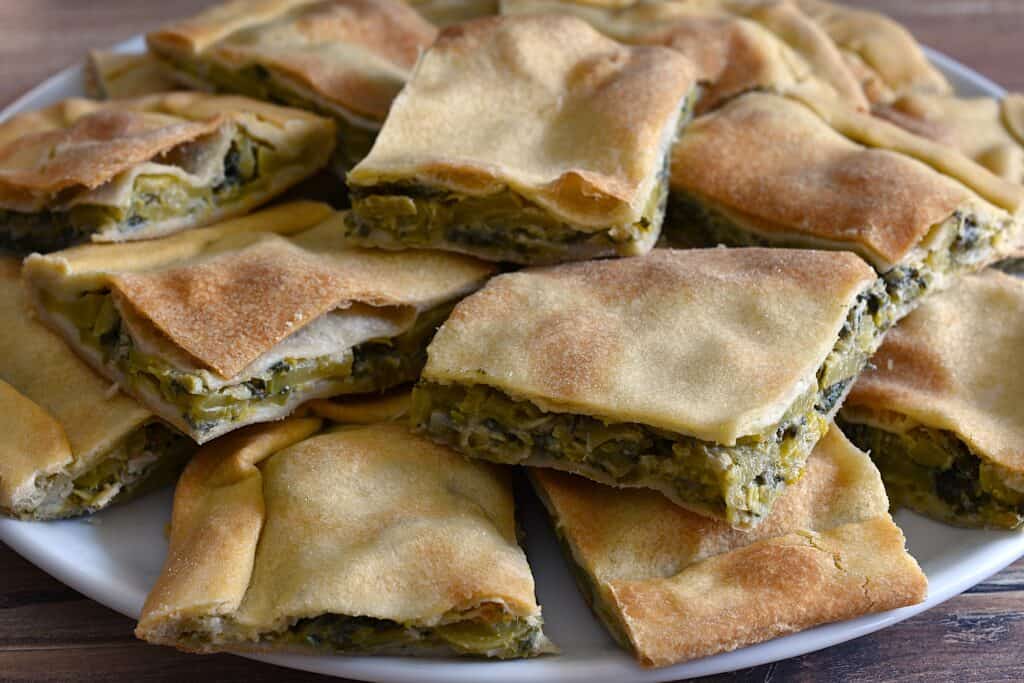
[347,14,696,229]
[0,258,153,516]
[304,388,411,423]
[137,422,543,650]
[0,92,335,223]
[794,0,951,102]
[532,426,927,668]
[670,92,1006,269]
[423,247,875,444]
[147,0,437,122]
[843,270,1024,473]
[86,50,179,99]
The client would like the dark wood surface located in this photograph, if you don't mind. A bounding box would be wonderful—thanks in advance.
[2,1,1024,681]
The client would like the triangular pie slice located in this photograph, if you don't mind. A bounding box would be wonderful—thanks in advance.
[136,419,554,659]
[0,92,335,254]
[344,14,699,265]
[841,270,1024,529]
[531,425,927,667]
[413,247,885,529]
[0,258,194,520]
[24,202,496,443]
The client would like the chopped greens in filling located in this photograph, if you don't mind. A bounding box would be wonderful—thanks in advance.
[343,92,696,264]
[41,290,454,438]
[1,133,276,255]
[157,55,377,170]
[18,422,193,520]
[413,281,889,528]
[665,190,1006,322]
[178,613,547,659]
[841,421,1024,529]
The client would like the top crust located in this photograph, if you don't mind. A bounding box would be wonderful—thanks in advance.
[347,14,697,229]
[533,426,927,667]
[137,421,542,645]
[86,50,179,99]
[422,247,876,445]
[843,270,1024,473]
[147,0,438,122]
[670,92,1004,270]
[0,92,335,213]
[0,259,152,512]
[875,94,1024,185]
[793,0,951,103]
[25,203,496,380]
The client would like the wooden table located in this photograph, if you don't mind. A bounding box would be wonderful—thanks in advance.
[2,1,1024,681]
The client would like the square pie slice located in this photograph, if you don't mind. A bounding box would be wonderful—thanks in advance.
[668,91,1024,328]
[136,419,553,659]
[501,0,869,113]
[86,50,179,99]
[531,425,927,668]
[874,93,1024,185]
[0,258,193,520]
[412,247,883,529]
[147,0,438,170]
[344,14,699,265]
[840,270,1024,529]
[0,92,335,254]
[24,202,496,444]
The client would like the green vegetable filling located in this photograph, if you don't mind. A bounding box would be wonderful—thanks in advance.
[42,290,453,439]
[1,133,273,255]
[22,422,193,520]
[413,280,889,527]
[841,421,1024,529]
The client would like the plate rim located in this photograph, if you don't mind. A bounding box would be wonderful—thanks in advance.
[0,37,1019,683]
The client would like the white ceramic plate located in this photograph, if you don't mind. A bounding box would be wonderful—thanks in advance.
[2,37,1022,683]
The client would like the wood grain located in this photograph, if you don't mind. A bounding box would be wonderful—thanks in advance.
[2,1,1024,682]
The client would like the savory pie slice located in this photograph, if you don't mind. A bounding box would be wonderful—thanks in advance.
[531,425,927,668]
[344,14,698,265]
[793,0,952,103]
[875,93,1024,185]
[86,50,179,99]
[668,91,1024,329]
[23,202,496,444]
[840,270,1024,529]
[0,92,335,254]
[413,247,883,529]
[501,0,868,113]
[0,258,193,520]
[408,0,499,26]
[146,0,438,170]
[136,419,554,658]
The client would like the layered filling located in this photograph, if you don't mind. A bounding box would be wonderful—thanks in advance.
[413,280,889,528]
[666,191,1009,322]
[841,420,1024,529]
[177,611,547,659]
[20,422,194,520]
[1,132,292,254]
[40,289,452,438]
[155,54,377,169]
[343,93,696,265]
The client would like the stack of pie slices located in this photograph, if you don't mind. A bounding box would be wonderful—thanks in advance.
[2,0,1023,671]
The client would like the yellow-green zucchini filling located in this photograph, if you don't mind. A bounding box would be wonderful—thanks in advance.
[15,422,194,520]
[179,613,548,659]
[666,191,1006,323]
[155,54,376,170]
[41,289,453,440]
[841,421,1024,529]
[1,133,284,255]
[343,93,696,265]
[413,280,889,528]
